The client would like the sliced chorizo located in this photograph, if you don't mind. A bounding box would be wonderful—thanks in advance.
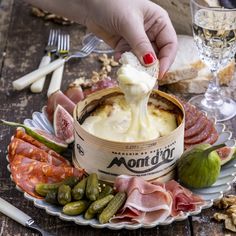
[8,137,70,166]
[14,129,66,160]
[10,155,85,198]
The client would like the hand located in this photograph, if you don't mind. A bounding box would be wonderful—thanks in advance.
[84,0,178,78]
[25,0,178,78]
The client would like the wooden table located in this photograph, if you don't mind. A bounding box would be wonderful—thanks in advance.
[0,0,236,235]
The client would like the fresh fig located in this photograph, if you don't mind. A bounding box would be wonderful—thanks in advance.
[0,119,68,153]
[53,104,74,144]
[177,143,225,188]
[217,146,236,166]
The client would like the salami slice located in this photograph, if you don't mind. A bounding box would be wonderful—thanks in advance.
[184,120,214,145]
[14,129,65,160]
[199,127,218,145]
[184,126,218,150]
[10,155,85,198]
[8,138,70,166]
[184,114,208,138]
[185,105,201,130]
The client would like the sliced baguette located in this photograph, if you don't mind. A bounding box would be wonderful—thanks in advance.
[167,61,235,94]
[159,35,205,86]
[119,52,159,79]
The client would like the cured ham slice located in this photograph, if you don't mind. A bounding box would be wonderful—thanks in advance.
[111,175,172,224]
[83,77,118,97]
[10,155,85,198]
[160,180,205,216]
[64,85,84,104]
[14,129,67,160]
[46,90,75,122]
[8,137,70,166]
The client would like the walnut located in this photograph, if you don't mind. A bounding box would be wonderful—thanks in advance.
[31,7,74,25]
[213,213,229,222]
[225,218,236,232]
[213,195,236,232]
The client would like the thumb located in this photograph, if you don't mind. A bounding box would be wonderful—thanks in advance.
[122,20,157,66]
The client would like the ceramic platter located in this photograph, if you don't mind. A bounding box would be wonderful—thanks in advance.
[6,107,236,230]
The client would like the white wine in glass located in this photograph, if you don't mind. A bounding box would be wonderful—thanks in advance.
[189,0,236,122]
[82,33,114,54]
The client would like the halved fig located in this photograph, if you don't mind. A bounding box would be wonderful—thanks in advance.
[53,104,74,144]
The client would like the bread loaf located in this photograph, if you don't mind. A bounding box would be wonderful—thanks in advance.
[159,35,205,86]
[167,62,235,94]
[159,35,235,94]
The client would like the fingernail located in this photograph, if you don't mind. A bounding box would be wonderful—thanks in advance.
[142,52,156,65]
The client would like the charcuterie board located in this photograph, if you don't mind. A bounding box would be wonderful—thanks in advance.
[6,108,236,229]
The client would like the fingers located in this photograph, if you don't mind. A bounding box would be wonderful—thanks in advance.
[153,10,178,78]
[121,14,158,66]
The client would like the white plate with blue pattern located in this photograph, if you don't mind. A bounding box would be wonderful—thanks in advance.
[6,107,236,229]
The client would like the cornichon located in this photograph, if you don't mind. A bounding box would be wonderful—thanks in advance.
[98,185,114,199]
[99,192,126,224]
[45,190,58,205]
[84,194,114,220]
[72,177,87,200]
[63,200,89,216]
[86,173,99,201]
[35,177,79,196]
[57,184,72,205]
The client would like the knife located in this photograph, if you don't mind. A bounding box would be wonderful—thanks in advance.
[0,197,54,236]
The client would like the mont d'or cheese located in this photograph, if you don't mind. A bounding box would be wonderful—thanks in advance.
[81,64,177,142]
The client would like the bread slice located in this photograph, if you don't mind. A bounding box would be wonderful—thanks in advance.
[167,61,235,94]
[119,52,159,79]
[159,35,205,86]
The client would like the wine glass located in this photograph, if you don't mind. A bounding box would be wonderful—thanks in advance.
[82,33,114,54]
[189,0,236,122]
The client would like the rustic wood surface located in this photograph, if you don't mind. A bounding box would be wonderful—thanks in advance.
[0,0,235,235]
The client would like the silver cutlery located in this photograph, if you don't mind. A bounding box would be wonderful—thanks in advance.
[30,29,59,93]
[47,33,70,97]
[0,197,54,236]
[12,36,100,91]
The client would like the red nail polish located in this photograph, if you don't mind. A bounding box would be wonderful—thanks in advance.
[143,52,156,65]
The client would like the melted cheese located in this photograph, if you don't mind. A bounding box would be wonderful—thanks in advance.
[81,64,177,142]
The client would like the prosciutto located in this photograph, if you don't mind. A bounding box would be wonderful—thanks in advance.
[8,137,70,166]
[83,77,118,97]
[64,85,84,104]
[46,90,75,122]
[10,155,85,198]
[111,175,172,224]
[153,180,205,216]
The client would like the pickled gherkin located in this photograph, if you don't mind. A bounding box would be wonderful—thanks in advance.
[35,176,79,196]
[63,200,89,216]
[57,184,72,205]
[72,177,87,200]
[86,173,99,201]
[98,185,114,199]
[84,194,114,220]
[99,192,126,224]
[45,189,58,204]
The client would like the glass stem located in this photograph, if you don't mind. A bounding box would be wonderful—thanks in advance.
[203,69,223,108]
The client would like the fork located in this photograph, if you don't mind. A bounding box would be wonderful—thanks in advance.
[47,33,69,97]
[0,197,54,236]
[30,29,59,93]
[12,36,100,91]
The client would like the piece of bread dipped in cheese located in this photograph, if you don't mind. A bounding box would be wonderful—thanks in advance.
[119,52,159,79]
